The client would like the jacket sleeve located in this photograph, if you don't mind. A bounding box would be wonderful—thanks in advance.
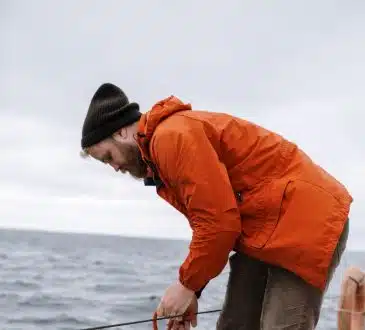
[150,121,242,293]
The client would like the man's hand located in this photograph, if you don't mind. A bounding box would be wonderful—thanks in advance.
[156,281,195,321]
[167,296,198,330]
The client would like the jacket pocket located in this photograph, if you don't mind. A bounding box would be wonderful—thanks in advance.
[238,178,291,249]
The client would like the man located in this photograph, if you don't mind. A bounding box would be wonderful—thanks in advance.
[80,82,352,330]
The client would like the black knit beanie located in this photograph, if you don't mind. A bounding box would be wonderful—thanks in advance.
[81,83,142,148]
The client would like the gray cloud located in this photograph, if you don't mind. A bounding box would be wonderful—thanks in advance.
[1,0,364,248]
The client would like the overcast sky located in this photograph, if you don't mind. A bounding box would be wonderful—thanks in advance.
[1,1,364,249]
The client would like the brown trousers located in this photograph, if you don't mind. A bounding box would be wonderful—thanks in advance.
[216,220,349,330]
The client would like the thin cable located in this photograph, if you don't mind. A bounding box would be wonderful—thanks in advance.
[78,309,222,330]
[78,293,365,330]
[78,305,365,330]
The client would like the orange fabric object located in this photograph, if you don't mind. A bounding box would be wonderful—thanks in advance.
[137,96,353,293]
[338,267,365,330]
[152,311,158,330]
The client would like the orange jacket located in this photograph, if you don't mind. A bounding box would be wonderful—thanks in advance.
[136,96,353,293]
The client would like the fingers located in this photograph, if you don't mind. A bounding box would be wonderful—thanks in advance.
[167,319,190,330]
[157,302,181,319]
[167,319,177,330]
[158,300,196,330]
[167,316,194,330]
[187,308,197,327]
[167,316,184,330]
[167,318,173,330]
[190,313,197,327]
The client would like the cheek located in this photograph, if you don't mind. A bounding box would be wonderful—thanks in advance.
[111,155,122,165]
[111,144,137,164]
[123,147,137,162]
[113,150,128,164]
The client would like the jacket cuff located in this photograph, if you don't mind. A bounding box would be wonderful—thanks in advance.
[194,282,209,299]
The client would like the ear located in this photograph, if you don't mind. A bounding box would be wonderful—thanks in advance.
[112,128,127,141]
[112,129,121,138]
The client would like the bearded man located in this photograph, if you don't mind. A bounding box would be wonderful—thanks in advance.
[80,83,352,330]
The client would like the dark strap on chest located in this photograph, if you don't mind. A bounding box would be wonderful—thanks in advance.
[143,160,164,188]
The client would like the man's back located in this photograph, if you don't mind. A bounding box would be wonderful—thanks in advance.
[153,108,348,199]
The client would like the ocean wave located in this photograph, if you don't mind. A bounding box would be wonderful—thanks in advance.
[6,313,104,326]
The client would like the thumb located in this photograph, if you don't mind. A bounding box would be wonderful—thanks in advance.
[189,310,197,327]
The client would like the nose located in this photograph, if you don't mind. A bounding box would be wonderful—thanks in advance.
[110,163,120,171]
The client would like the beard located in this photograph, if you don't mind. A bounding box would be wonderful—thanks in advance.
[123,144,148,180]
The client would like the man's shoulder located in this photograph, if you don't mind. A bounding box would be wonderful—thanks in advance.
[153,111,203,138]
[148,113,206,160]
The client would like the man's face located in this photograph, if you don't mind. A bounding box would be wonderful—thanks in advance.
[87,138,148,180]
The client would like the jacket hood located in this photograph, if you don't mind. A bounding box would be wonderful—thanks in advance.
[136,96,192,182]
[138,95,192,142]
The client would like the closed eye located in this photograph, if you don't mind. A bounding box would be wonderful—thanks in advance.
[102,153,112,163]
